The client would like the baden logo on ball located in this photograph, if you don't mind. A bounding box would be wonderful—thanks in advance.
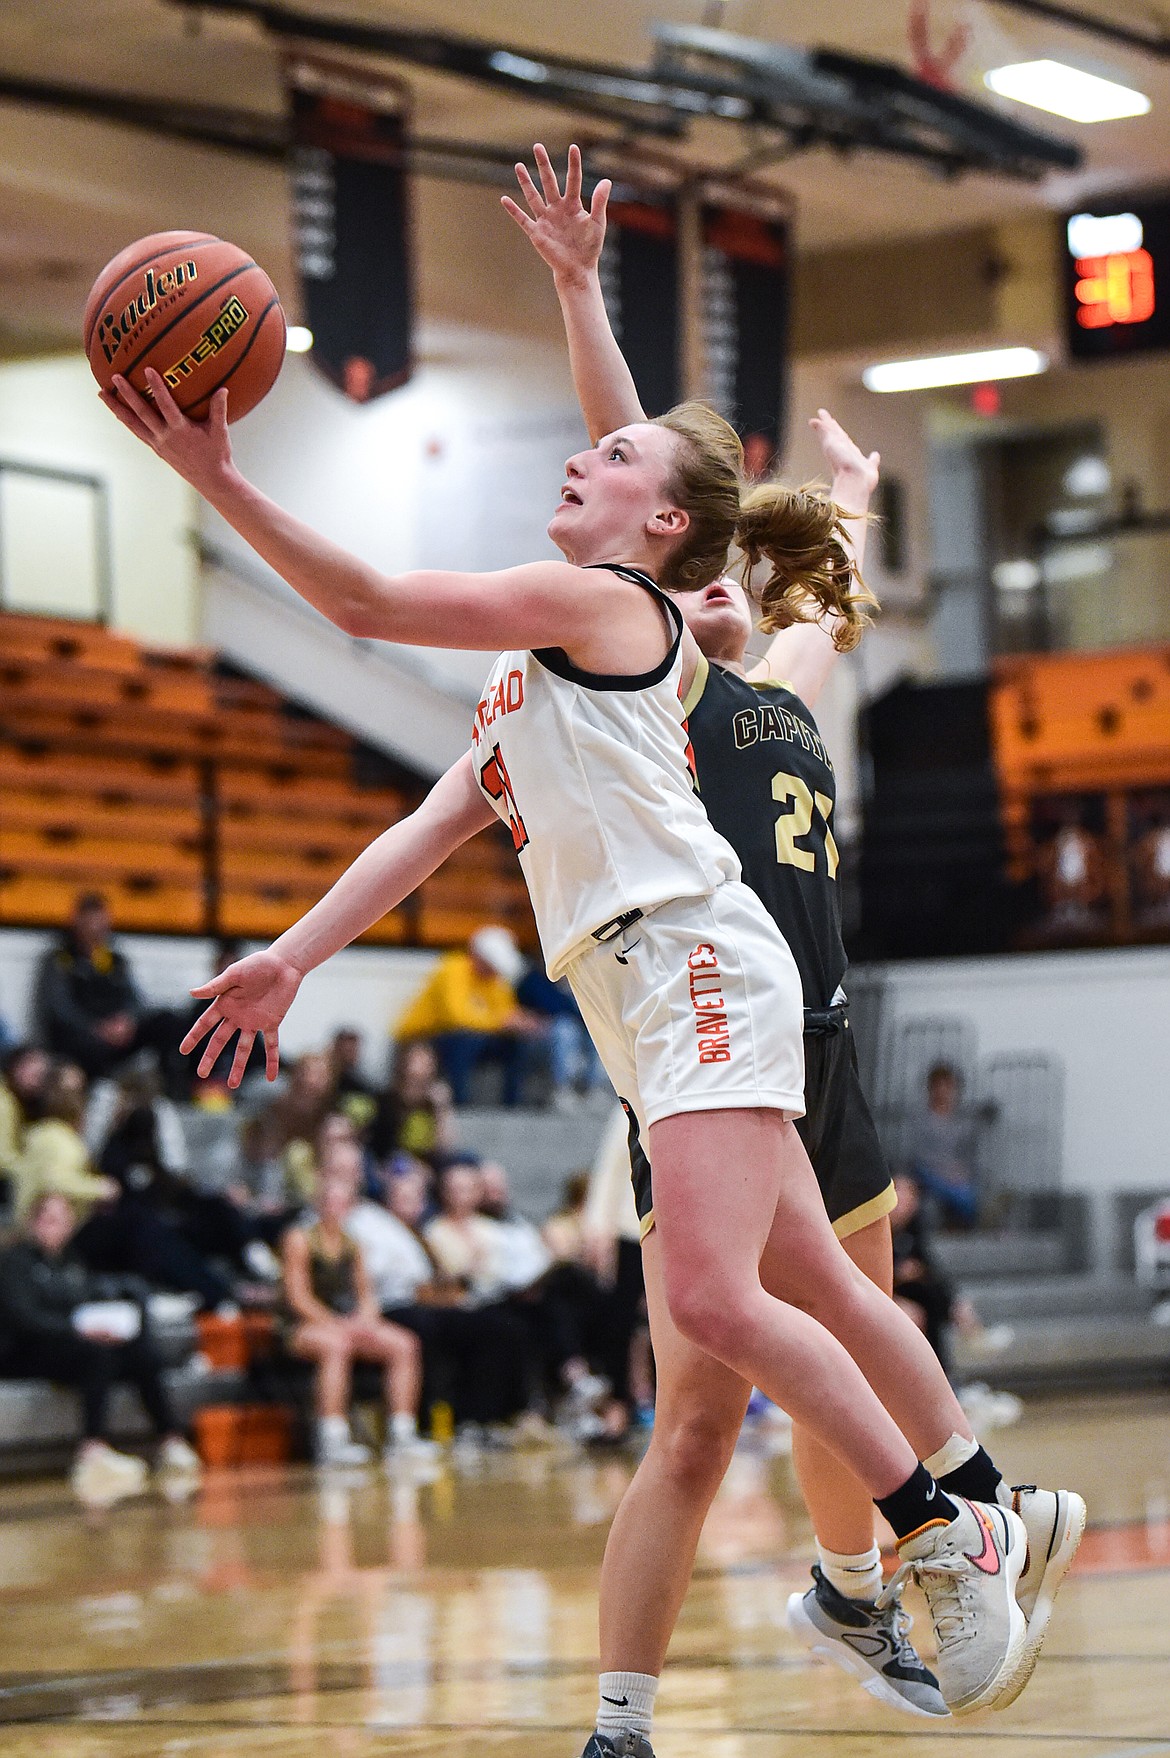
[84,230,287,423]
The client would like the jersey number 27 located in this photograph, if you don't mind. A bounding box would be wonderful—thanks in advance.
[772,769,839,879]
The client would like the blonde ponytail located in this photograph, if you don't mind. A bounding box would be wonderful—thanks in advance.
[651,400,877,651]
[737,483,876,653]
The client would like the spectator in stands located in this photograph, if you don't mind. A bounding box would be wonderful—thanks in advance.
[908,1061,982,1229]
[10,1061,116,1221]
[280,1165,434,1467]
[0,1046,51,1209]
[891,1172,1020,1436]
[327,1028,379,1135]
[283,1108,362,1208]
[368,1041,454,1168]
[477,1160,618,1434]
[583,1106,654,1425]
[328,1139,526,1435]
[1133,803,1170,930]
[424,1157,506,1300]
[891,1172,961,1372]
[262,1054,343,1202]
[93,1069,280,1288]
[383,1154,438,1242]
[394,926,541,1107]
[0,1191,202,1506]
[513,959,609,1111]
[1036,804,1109,939]
[0,1005,15,1058]
[32,892,188,1099]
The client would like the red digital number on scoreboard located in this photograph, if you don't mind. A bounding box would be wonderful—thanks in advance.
[1073,249,1156,329]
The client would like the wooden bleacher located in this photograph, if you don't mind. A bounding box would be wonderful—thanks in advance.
[989,645,1170,943]
[0,610,536,951]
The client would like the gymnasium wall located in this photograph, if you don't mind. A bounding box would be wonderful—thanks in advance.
[0,353,197,644]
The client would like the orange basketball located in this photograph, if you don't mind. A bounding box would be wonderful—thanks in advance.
[84,231,286,423]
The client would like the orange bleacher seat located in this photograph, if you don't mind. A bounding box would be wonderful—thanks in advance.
[0,611,143,671]
[3,786,202,845]
[219,767,404,819]
[1,657,213,716]
[991,647,1170,795]
[217,884,406,943]
[0,741,203,804]
[0,873,204,934]
[0,826,204,885]
[219,812,376,862]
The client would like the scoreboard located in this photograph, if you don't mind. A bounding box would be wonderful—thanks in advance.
[1064,197,1170,361]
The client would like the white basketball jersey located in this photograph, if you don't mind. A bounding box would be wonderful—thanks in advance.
[470,566,740,978]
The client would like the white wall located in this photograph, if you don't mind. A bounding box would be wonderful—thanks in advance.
[0,354,198,644]
[875,944,1170,1196]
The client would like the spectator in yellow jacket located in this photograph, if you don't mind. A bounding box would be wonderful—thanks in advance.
[394,927,539,1107]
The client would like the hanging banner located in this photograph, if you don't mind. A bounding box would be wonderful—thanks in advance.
[700,199,791,474]
[287,60,412,402]
[598,191,681,417]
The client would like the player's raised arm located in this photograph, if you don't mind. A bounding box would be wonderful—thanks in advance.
[748,410,880,708]
[503,143,644,442]
[181,752,494,1086]
[102,369,610,654]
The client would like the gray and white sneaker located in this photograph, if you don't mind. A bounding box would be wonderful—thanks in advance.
[991,1484,1087,1708]
[890,1496,1027,1715]
[786,1566,948,1717]
[579,1735,655,1758]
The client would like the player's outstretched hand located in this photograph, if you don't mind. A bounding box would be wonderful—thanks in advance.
[502,143,611,288]
[180,949,305,1088]
[810,408,880,498]
[101,368,234,499]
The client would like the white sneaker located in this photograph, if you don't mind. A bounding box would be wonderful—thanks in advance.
[563,1372,610,1418]
[243,1240,282,1281]
[890,1497,1028,1715]
[157,1435,203,1477]
[316,1423,371,1468]
[992,1485,1087,1707]
[157,1435,203,1498]
[383,1434,442,1467]
[957,1381,1024,1431]
[71,1442,149,1508]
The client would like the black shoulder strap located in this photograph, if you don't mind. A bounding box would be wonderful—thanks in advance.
[533,564,682,692]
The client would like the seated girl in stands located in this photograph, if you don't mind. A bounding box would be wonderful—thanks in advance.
[281,1161,437,1467]
[0,1191,202,1506]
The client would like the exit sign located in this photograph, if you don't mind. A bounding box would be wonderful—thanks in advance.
[1064,198,1170,359]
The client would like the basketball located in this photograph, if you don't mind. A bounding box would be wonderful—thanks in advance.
[84,230,286,423]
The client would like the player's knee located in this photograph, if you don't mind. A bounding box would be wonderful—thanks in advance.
[664,1274,752,1362]
[653,1403,740,1494]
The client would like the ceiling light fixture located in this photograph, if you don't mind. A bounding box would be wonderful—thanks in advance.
[286,325,314,352]
[984,60,1150,124]
[862,347,1048,393]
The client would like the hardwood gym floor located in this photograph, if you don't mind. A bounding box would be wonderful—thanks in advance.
[1,1391,1168,1757]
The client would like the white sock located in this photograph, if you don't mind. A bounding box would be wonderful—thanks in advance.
[319,1415,349,1445]
[923,1432,979,1480]
[390,1413,418,1446]
[817,1542,883,1602]
[596,1670,658,1737]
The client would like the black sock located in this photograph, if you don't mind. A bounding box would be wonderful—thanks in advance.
[938,1445,1003,1506]
[875,1463,960,1541]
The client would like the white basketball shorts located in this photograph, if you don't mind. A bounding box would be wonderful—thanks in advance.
[565,880,806,1146]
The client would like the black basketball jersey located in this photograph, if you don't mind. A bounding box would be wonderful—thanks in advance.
[683,653,847,1009]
